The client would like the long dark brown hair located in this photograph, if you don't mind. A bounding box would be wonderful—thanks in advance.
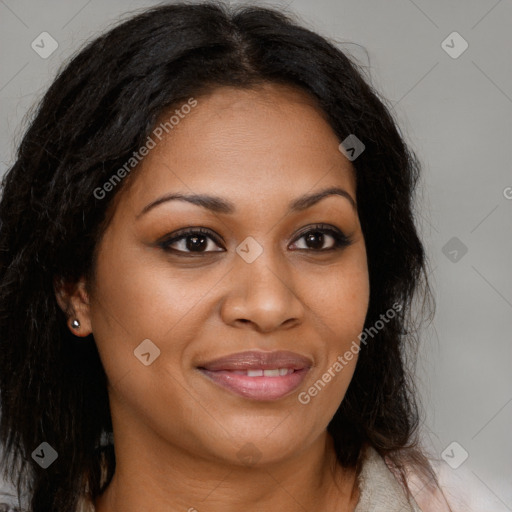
[0,2,436,510]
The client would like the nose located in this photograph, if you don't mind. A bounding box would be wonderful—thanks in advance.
[220,251,305,333]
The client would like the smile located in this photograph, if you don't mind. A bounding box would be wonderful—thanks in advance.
[197,350,312,401]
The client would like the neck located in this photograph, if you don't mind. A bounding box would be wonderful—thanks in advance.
[95,429,359,512]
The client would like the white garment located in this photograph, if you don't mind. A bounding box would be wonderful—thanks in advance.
[354,446,422,511]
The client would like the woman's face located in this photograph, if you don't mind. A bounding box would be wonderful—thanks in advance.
[84,83,370,467]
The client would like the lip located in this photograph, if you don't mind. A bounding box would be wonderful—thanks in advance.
[197,350,312,401]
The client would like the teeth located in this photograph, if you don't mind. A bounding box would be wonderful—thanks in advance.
[243,368,293,377]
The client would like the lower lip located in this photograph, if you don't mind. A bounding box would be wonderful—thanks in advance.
[198,368,310,401]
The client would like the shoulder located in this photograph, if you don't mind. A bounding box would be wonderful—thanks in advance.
[356,445,423,511]
[399,454,510,512]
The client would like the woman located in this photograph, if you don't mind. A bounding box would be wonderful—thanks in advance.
[0,2,457,511]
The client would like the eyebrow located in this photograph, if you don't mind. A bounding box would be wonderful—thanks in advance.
[136,186,356,219]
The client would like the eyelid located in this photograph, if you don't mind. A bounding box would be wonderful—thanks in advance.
[292,223,345,241]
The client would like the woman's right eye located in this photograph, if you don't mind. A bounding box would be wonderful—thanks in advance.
[158,228,225,255]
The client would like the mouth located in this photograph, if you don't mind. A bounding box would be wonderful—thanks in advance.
[196,350,312,401]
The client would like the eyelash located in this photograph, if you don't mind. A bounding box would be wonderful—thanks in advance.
[157,224,352,256]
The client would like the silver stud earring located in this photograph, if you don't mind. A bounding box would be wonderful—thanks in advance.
[71,319,80,330]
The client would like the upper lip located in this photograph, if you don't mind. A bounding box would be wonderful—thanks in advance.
[198,350,313,371]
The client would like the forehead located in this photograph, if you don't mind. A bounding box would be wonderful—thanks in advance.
[118,83,356,215]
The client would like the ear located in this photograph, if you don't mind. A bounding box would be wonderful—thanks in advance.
[54,276,93,337]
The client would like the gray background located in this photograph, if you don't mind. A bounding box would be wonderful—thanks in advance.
[1,0,511,509]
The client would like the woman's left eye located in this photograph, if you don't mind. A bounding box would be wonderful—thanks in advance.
[290,224,352,251]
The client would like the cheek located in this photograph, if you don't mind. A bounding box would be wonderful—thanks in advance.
[299,253,369,341]
[294,251,369,415]
[91,240,206,337]
[88,237,229,388]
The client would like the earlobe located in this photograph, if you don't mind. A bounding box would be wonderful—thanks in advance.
[53,276,93,337]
